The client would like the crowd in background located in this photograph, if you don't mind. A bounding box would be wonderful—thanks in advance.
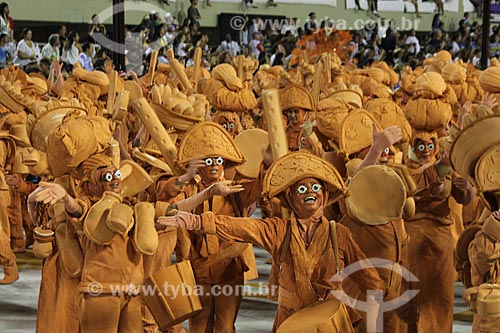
[0,0,495,79]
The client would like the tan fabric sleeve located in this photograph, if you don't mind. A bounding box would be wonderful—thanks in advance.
[469,229,500,286]
[67,198,90,231]
[200,211,283,253]
[337,224,387,294]
[155,200,171,219]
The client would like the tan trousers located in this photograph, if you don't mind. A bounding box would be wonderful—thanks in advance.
[0,197,15,266]
[405,220,455,333]
[8,189,24,250]
[79,293,142,333]
[189,274,244,333]
[37,252,80,333]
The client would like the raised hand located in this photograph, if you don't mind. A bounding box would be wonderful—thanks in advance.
[209,180,245,196]
[371,124,402,151]
[178,157,206,184]
[482,92,498,111]
[35,181,68,206]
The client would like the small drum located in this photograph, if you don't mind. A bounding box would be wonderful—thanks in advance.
[234,128,269,179]
[277,299,353,333]
[143,260,203,330]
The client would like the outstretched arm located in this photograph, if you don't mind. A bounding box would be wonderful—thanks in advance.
[157,210,283,253]
[34,181,83,217]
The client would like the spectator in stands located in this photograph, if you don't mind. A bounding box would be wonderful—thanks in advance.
[0,3,10,38]
[471,48,481,67]
[270,43,286,66]
[405,29,420,54]
[433,0,444,15]
[304,12,317,35]
[188,0,202,29]
[219,33,240,56]
[14,28,38,69]
[428,29,443,50]
[381,28,397,64]
[249,32,263,59]
[89,14,107,37]
[451,34,462,56]
[175,33,188,59]
[79,42,94,71]
[57,25,67,54]
[0,32,10,68]
[378,19,388,39]
[432,14,443,32]
[41,34,60,62]
[61,31,82,69]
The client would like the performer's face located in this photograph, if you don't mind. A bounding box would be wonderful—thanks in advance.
[218,116,237,138]
[199,157,224,184]
[291,177,324,216]
[96,165,122,194]
[284,108,305,126]
[413,138,437,164]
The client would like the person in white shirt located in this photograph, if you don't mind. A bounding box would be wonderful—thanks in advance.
[41,34,60,61]
[79,42,94,71]
[378,19,388,40]
[175,33,188,58]
[219,33,240,56]
[471,49,481,67]
[14,28,39,68]
[61,31,82,66]
[249,32,263,59]
[405,30,420,54]
[451,35,461,56]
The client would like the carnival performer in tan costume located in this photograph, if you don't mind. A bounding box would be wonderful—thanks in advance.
[0,133,18,284]
[444,102,500,333]
[159,151,392,333]
[402,72,475,332]
[158,121,264,333]
[279,85,314,152]
[339,125,411,333]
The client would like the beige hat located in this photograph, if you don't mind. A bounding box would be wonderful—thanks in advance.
[474,144,500,210]
[212,64,243,91]
[28,98,87,152]
[152,102,203,131]
[364,98,412,143]
[346,165,406,225]
[262,151,346,205]
[280,84,315,111]
[338,110,382,157]
[0,75,31,114]
[449,113,500,182]
[478,65,500,93]
[176,121,244,167]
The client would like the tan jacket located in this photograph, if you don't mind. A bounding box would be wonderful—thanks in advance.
[162,173,262,284]
[69,197,144,294]
[198,211,387,328]
[469,215,500,332]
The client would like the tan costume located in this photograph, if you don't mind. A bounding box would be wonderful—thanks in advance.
[447,104,500,332]
[404,131,473,333]
[173,122,261,333]
[0,135,18,284]
[341,165,410,333]
[162,151,389,332]
[280,85,314,151]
